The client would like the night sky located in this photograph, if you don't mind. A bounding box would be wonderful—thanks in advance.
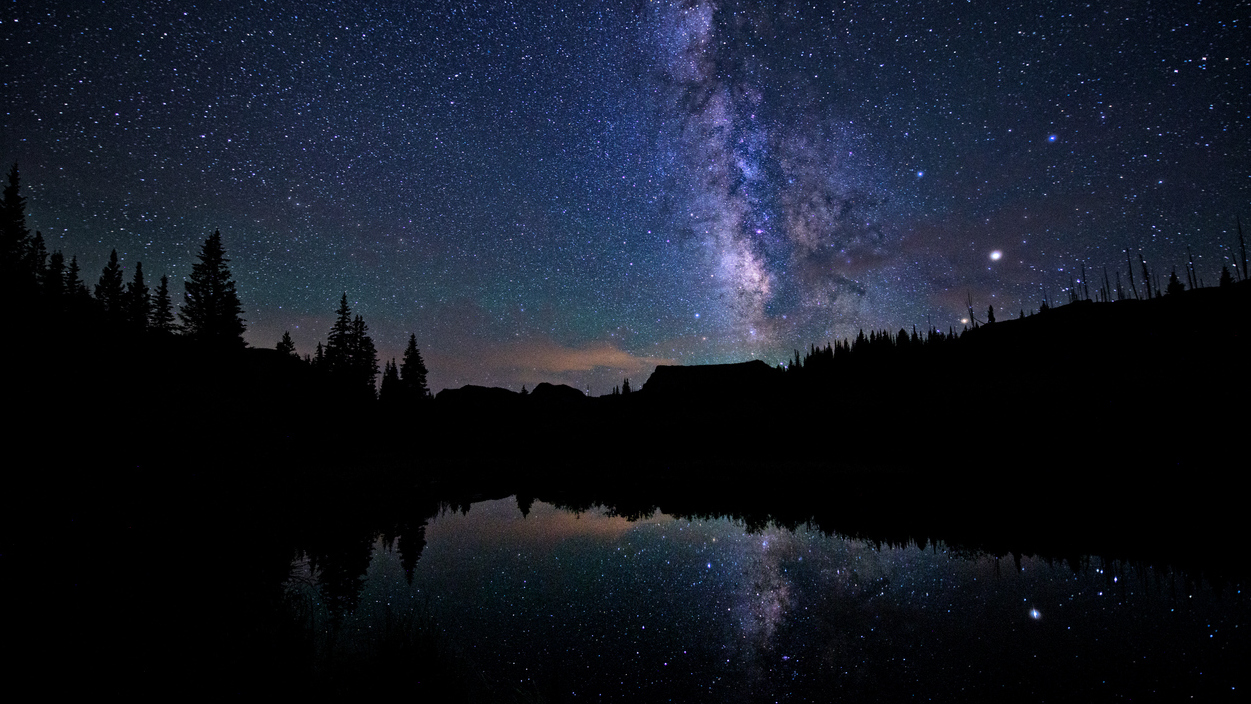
[3,1,1247,393]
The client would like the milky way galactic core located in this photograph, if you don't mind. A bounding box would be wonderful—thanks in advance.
[3,1,1245,391]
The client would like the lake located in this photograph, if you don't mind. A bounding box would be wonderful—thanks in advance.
[283,496,1245,701]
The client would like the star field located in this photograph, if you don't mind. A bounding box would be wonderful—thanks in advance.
[3,1,1246,392]
[288,498,1245,700]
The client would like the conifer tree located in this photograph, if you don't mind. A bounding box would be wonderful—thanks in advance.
[27,231,48,288]
[399,333,430,401]
[45,251,66,308]
[150,274,175,333]
[123,261,150,331]
[325,294,354,374]
[986,305,995,324]
[351,314,378,396]
[1220,266,1234,287]
[65,255,91,312]
[95,250,125,323]
[179,231,245,347]
[622,377,632,395]
[0,163,33,292]
[1166,269,1185,296]
[379,359,401,405]
[323,295,379,399]
[276,331,297,358]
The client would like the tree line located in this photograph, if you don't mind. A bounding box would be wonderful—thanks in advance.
[1,163,429,406]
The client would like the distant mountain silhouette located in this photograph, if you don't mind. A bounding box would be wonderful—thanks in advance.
[435,384,522,408]
[641,359,780,398]
[528,382,587,405]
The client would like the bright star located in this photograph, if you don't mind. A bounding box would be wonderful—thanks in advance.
[1030,608,1042,620]
[990,250,1003,261]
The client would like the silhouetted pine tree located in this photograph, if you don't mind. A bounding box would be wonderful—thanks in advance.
[0,163,34,296]
[399,333,430,402]
[1166,269,1185,296]
[150,275,175,333]
[378,359,401,405]
[123,261,150,331]
[27,231,47,290]
[65,255,91,314]
[45,251,66,310]
[986,305,995,324]
[179,231,245,348]
[324,295,379,399]
[276,331,297,358]
[1220,266,1234,287]
[351,314,378,397]
[622,377,632,394]
[325,294,354,373]
[95,250,125,324]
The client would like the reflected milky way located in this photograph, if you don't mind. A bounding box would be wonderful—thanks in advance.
[288,498,1245,700]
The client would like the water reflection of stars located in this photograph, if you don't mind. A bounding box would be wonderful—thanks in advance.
[324,499,1250,699]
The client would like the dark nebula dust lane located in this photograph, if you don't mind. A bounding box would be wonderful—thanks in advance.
[3,1,1246,391]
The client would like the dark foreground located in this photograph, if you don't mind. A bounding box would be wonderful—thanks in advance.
[3,448,1247,700]
[4,284,1248,698]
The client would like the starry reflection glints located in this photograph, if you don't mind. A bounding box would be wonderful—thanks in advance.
[285,498,1245,700]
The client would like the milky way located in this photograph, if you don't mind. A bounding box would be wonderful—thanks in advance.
[650,1,898,349]
[3,1,1246,391]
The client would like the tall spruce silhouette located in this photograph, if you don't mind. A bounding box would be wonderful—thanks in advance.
[0,163,34,295]
[400,333,430,402]
[179,231,245,347]
[123,261,150,331]
[324,294,379,399]
[378,358,401,405]
[95,250,125,324]
[45,250,66,309]
[326,294,355,372]
[65,255,91,313]
[150,274,175,333]
[28,231,48,289]
[351,314,378,396]
[276,331,297,358]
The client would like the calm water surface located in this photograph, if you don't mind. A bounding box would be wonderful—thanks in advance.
[287,498,1244,701]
